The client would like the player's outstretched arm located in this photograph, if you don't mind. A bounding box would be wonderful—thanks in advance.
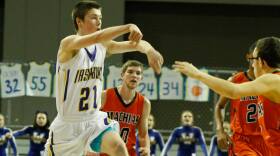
[13,126,30,137]
[104,40,164,74]
[58,24,142,63]
[172,61,275,99]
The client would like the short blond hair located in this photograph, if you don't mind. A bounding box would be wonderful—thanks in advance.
[121,60,144,74]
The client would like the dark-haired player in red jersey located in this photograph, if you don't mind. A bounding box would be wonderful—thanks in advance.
[100,60,150,156]
[215,42,269,155]
[173,36,280,155]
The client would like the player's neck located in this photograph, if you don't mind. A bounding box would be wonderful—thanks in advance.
[246,69,255,80]
[117,86,136,103]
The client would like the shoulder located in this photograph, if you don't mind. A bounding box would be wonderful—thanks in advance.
[103,88,117,99]
[254,73,280,88]
[60,35,77,47]
[61,35,77,42]
[27,125,34,130]
[4,127,12,133]
[143,96,151,105]
[259,73,280,81]
[153,129,160,133]
[152,129,160,134]
[192,126,203,132]
[174,126,183,132]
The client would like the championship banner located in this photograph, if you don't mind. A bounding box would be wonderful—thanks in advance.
[185,69,209,102]
[106,66,122,89]
[137,68,158,100]
[1,64,25,98]
[26,62,52,97]
[159,67,183,100]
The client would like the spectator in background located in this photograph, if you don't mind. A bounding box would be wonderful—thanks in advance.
[147,114,164,156]
[13,111,50,156]
[209,122,230,156]
[0,113,17,156]
[161,110,208,156]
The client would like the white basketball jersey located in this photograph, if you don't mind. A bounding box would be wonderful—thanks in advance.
[56,44,106,120]
[0,64,25,98]
[26,62,52,97]
[159,67,183,100]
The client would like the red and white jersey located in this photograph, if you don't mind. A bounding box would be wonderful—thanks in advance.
[101,88,145,156]
[230,72,260,135]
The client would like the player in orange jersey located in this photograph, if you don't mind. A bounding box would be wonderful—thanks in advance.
[215,42,269,156]
[100,60,150,156]
[173,36,280,155]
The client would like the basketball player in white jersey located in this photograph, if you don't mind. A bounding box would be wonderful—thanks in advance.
[44,1,163,156]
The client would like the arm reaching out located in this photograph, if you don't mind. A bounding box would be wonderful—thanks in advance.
[59,24,143,63]
[172,61,276,99]
[104,40,164,74]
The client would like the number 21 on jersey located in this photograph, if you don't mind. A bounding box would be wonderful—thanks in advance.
[79,86,97,111]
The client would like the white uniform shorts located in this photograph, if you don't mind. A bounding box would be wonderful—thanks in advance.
[44,111,119,156]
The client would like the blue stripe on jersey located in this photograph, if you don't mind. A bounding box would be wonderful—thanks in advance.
[63,69,70,101]
[85,46,97,62]
[104,117,110,125]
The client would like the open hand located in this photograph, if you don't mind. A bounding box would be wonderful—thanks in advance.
[172,61,201,78]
